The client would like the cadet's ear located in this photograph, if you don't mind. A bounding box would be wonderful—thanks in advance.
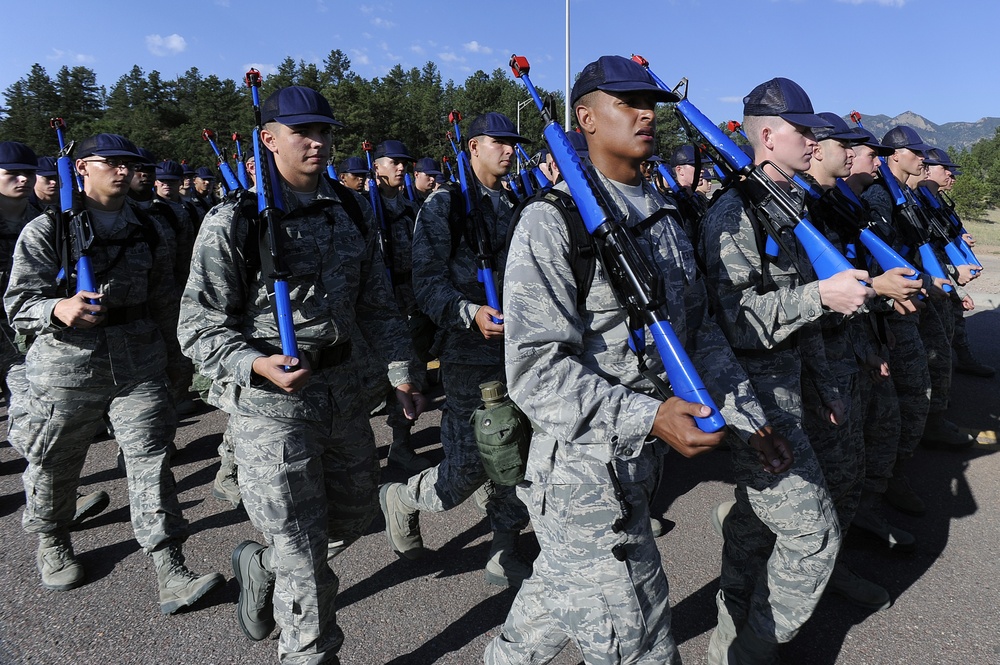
[260,124,280,154]
[576,103,595,135]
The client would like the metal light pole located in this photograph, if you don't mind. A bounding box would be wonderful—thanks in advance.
[565,0,571,128]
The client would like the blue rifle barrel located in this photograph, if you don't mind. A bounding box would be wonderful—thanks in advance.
[514,144,537,197]
[246,71,298,361]
[404,172,416,201]
[450,125,502,321]
[363,145,394,289]
[233,134,251,189]
[327,164,338,181]
[830,179,922,279]
[506,173,524,199]
[848,113,953,292]
[916,185,980,269]
[52,120,98,302]
[202,130,242,192]
[509,54,725,433]
[638,60,855,281]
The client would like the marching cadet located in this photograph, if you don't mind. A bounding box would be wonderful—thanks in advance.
[336,156,368,193]
[921,147,994,377]
[698,79,873,663]
[485,55,784,665]
[5,133,223,613]
[379,112,533,589]
[413,157,442,204]
[178,86,424,664]
[31,156,59,209]
[372,139,433,472]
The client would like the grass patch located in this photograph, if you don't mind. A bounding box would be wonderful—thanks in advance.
[962,210,1000,254]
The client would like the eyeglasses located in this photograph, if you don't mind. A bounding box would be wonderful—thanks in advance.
[83,158,137,171]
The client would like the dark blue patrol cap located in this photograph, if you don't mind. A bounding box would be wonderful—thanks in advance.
[414,157,442,175]
[195,166,215,180]
[181,162,196,177]
[136,148,157,167]
[434,173,447,184]
[813,112,868,143]
[743,78,831,129]
[855,129,894,156]
[35,156,58,177]
[156,160,184,181]
[374,140,414,161]
[646,154,664,163]
[924,147,960,171]
[669,145,697,167]
[570,55,679,106]
[338,156,369,175]
[467,112,528,144]
[0,142,39,170]
[740,144,756,161]
[262,86,344,127]
[76,134,140,160]
[566,130,589,157]
[881,126,934,154]
[701,169,715,181]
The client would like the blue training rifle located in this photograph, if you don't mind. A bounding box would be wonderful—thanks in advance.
[201,128,242,194]
[245,68,299,362]
[50,117,97,301]
[509,53,725,433]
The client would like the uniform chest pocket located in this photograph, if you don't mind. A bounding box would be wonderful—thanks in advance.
[279,223,324,283]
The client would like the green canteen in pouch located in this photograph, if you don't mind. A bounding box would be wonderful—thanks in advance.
[471,380,531,486]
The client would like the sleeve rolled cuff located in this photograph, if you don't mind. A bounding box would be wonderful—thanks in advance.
[611,393,663,458]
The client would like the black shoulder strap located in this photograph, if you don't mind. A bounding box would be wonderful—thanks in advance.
[732,185,778,295]
[326,177,366,237]
[506,188,596,307]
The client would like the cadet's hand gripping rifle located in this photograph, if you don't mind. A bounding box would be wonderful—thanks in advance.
[245,68,299,363]
[510,54,725,433]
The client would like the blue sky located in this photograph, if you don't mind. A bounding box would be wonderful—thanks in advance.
[3,0,992,127]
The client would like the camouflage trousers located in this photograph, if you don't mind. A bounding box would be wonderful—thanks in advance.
[951,297,971,353]
[485,463,680,665]
[861,370,900,495]
[919,298,955,415]
[231,409,379,664]
[882,315,930,459]
[10,373,186,550]
[401,361,528,533]
[719,371,839,644]
[803,372,864,535]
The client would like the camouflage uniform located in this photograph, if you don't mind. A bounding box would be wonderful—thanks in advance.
[0,201,40,394]
[140,196,197,404]
[5,202,188,549]
[861,182,931,460]
[379,192,426,430]
[397,182,527,532]
[178,177,413,664]
[485,175,767,664]
[696,187,840,647]
[801,189,867,535]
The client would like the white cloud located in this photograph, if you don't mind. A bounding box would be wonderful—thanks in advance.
[49,48,95,64]
[410,44,425,55]
[372,17,395,28]
[719,96,743,104]
[350,49,371,66]
[146,33,187,56]
[837,0,907,6]
[360,3,374,13]
[439,52,461,63]
[463,41,492,54]
[243,62,278,77]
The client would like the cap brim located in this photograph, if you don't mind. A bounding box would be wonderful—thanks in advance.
[819,128,869,143]
[598,81,679,103]
[156,175,181,181]
[417,169,442,176]
[0,162,39,171]
[271,114,345,127]
[87,149,141,158]
[912,141,935,154]
[469,130,530,144]
[380,153,414,161]
[779,112,834,129]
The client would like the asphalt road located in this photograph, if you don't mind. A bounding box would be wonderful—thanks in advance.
[1,256,998,665]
